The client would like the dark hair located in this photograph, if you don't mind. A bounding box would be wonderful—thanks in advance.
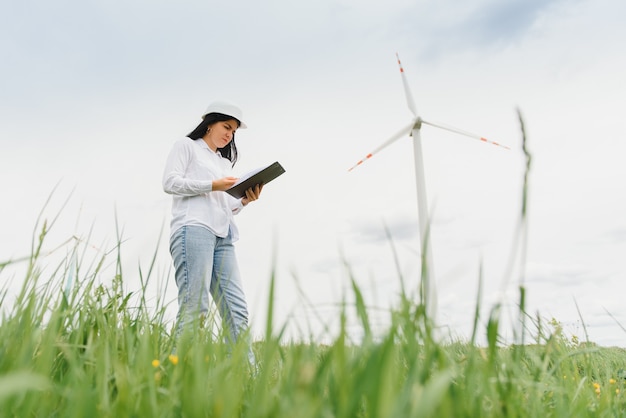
[187,113,240,166]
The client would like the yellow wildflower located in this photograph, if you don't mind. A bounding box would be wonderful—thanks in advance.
[152,359,160,368]
[610,378,616,384]
[169,354,179,365]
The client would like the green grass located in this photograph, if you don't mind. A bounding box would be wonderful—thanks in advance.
[2,229,626,418]
[2,112,626,417]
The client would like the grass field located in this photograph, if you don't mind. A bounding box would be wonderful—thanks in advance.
[2,114,626,417]
[2,232,626,417]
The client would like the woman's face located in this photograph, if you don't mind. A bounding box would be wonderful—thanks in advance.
[205,119,239,151]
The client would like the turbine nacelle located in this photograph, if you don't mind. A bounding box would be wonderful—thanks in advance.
[412,117,423,132]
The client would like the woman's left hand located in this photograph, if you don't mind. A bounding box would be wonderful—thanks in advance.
[242,184,263,206]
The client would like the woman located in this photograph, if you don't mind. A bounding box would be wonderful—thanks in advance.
[162,101,261,362]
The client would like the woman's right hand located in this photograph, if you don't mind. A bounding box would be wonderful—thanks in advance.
[212,176,238,191]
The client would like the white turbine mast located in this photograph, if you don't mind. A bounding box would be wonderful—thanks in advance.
[349,53,509,323]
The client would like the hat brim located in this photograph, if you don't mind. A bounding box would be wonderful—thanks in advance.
[203,113,247,129]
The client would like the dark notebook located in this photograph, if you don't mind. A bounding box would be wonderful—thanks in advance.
[226,161,286,199]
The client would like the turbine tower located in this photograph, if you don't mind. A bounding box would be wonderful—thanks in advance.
[349,53,509,322]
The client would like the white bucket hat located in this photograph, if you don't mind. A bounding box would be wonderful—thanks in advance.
[202,101,247,129]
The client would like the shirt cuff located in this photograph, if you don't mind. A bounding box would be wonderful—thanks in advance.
[232,199,244,214]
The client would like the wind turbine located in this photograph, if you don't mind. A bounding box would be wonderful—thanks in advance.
[349,53,509,322]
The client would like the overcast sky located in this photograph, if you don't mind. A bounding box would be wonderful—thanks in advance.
[1,0,625,346]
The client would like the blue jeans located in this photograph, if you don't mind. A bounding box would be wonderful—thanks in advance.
[169,225,254,364]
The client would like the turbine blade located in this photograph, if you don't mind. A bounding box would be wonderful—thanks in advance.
[420,119,511,150]
[348,121,415,171]
[396,53,418,117]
